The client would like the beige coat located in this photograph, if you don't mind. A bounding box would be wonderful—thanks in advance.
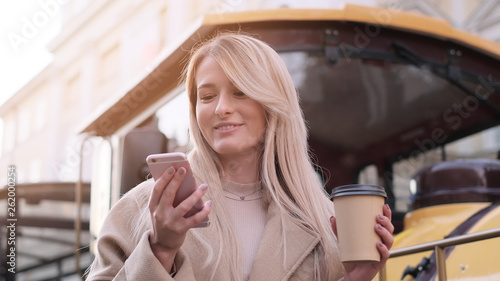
[86,180,344,281]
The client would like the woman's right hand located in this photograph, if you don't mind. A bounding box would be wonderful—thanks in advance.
[147,166,212,270]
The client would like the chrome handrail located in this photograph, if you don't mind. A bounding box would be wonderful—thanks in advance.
[379,227,500,281]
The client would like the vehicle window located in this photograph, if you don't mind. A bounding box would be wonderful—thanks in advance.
[358,164,378,186]
[392,149,442,212]
[445,125,500,160]
[156,92,191,152]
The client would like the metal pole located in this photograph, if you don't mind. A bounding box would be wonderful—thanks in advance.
[74,142,84,278]
[57,259,63,281]
[390,227,500,257]
[378,265,387,281]
[435,246,447,281]
[75,133,95,279]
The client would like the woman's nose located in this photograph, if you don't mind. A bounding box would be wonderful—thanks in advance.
[215,93,234,118]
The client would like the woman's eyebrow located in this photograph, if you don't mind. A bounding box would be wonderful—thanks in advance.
[197,83,216,90]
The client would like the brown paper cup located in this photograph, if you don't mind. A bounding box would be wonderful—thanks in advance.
[331,184,387,263]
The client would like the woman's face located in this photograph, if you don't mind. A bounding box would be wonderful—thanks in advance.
[195,56,266,159]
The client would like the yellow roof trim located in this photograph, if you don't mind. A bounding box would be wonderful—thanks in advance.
[202,8,345,24]
[202,5,500,58]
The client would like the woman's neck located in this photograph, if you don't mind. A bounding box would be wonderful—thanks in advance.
[219,152,260,183]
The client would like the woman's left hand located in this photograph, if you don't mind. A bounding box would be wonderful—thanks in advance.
[331,204,394,281]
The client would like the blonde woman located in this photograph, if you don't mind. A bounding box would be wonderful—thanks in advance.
[87,33,394,281]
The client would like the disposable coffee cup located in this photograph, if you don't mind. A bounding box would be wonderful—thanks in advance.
[331,184,387,263]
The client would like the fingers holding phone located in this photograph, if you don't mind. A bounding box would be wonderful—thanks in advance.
[148,165,176,214]
[147,152,210,226]
[147,153,211,251]
[171,181,212,229]
[155,166,210,226]
[156,166,190,210]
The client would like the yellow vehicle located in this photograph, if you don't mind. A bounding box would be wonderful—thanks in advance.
[383,159,500,280]
[12,4,497,280]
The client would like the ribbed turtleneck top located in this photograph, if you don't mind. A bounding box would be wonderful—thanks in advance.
[223,180,268,280]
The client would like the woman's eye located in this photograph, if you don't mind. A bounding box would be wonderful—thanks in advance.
[234,91,246,97]
[199,94,214,101]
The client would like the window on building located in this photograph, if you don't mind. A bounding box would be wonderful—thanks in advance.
[64,73,81,115]
[17,109,31,143]
[3,119,15,153]
[99,44,120,84]
[34,98,48,132]
[29,159,42,182]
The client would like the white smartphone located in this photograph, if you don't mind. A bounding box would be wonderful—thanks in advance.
[146,152,209,227]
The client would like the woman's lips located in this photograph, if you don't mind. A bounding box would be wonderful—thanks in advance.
[215,123,242,132]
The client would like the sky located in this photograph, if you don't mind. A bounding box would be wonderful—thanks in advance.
[0,1,62,107]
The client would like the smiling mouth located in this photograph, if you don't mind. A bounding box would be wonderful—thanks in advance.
[217,125,239,130]
[217,125,236,130]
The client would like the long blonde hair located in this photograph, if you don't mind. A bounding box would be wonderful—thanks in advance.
[184,33,342,280]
